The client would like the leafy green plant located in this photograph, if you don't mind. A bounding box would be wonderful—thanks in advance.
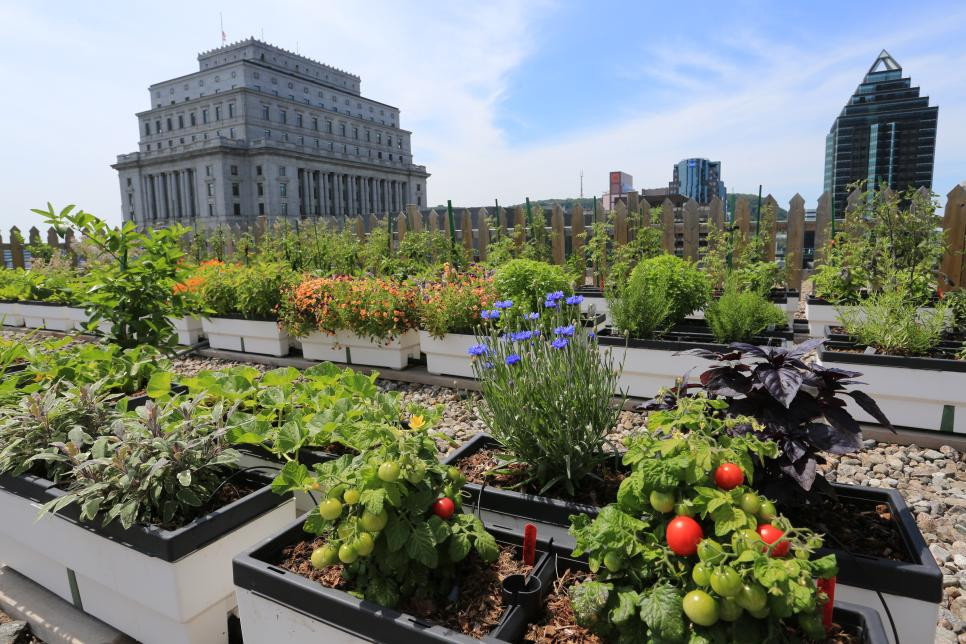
[35,204,192,349]
[21,340,169,396]
[568,397,837,642]
[471,294,623,496]
[609,254,711,339]
[269,422,497,609]
[944,288,966,334]
[838,288,948,356]
[199,261,296,319]
[705,288,786,344]
[416,265,496,337]
[492,259,572,314]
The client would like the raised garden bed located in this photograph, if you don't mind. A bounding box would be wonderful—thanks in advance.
[202,316,289,357]
[16,301,74,332]
[169,315,204,346]
[0,300,24,326]
[420,330,478,378]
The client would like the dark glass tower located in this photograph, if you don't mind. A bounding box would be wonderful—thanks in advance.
[824,50,938,217]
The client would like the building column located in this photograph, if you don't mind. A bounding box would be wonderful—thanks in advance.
[188,169,198,217]
[312,171,320,215]
[361,177,369,214]
[320,173,329,216]
[335,173,344,217]
[149,175,158,220]
[347,174,355,215]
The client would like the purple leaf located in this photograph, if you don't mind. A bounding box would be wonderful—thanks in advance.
[729,342,770,359]
[787,337,826,359]
[807,422,863,454]
[822,404,861,436]
[845,390,893,429]
[781,457,817,491]
[675,348,721,360]
[757,366,804,408]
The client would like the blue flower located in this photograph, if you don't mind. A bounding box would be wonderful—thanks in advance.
[505,353,522,366]
[546,290,565,302]
[511,330,533,342]
[483,361,494,369]
[551,337,569,350]
[481,309,500,320]
[587,331,596,340]
[527,312,540,320]
[544,299,559,309]
[494,299,514,310]
[565,295,584,306]
[467,344,489,356]
[553,325,575,337]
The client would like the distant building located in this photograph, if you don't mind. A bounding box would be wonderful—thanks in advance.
[602,171,633,209]
[113,38,429,227]
[671,158,727,205]
[823,50,938,217]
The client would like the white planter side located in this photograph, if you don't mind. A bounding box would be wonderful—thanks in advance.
[785,295,799,325]
[578,296,610,318]
[299,332,347,363]
[169,316,204,346]
[6,493,295,644]
[202,317,290,356]
[0,302,24,326]
[419,331,477,378]
[337,329,419,370]
[236,587,367,644]
[804,301,840,336]
[603,344,712,399]
[67,308,112,335]
[835,582,937,644]
[815,356,966,433]
[17,303,73,332]
[0,489,73,602]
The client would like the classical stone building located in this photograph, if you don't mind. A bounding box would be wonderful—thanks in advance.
[113,39,429,227]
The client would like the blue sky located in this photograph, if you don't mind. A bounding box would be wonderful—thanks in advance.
[0,0,964,228]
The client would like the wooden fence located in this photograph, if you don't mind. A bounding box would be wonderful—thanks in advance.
[5,184,966,292]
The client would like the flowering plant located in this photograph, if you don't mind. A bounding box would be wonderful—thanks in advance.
[470,293,624,496]
[416,264,497,337]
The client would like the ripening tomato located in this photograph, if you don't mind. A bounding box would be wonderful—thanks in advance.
[338,543,359,564]
[318,498,343,521]
[432,497,455,520]
[714,463,744,490]
[378,461,401,482]
[710,567,743,598]
[666,516,704,556]
[682,590,719,626]
[719,597,744,622]
[343,488,361,505]
[649,490,676,513]
[354,532,375,557]
[310,544,338,569]
[756,524,790,557]
[360,509,388,532]
[757,499,777,521]
[739,492,761,515]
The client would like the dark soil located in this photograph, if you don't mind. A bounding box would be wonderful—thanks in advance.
[524,568,601,643]
[277,540,532,639]
[456,448,625,507]
[781,494,910,562]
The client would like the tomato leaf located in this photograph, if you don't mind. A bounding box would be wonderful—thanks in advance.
[638,583,684,641]
[571,581,612,628]
[406,522,438,568]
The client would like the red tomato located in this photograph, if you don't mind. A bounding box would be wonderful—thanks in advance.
[714,463,744,490]
[666,516,704,556]
[432,497,455,520]
[756,524,790,557]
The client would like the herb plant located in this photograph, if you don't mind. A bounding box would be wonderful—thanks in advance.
[492,259,573,314]
[838,288,948,356]
[199,261,296,319]
[705,288,786,344]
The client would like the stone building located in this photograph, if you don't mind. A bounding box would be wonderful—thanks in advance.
[113,39,429,228]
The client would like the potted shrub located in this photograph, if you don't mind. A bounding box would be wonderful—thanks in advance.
[279,275,420,369]
[232,420,535,642]
[0,386,296,644]
[817,289,965,432]
[661,339,942,643]
[11,258,78,331]
[198,260,295,356]
[417,265,496,378]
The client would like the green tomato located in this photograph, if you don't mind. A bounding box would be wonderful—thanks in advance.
[719,597,744,622]
[734,528,764,553]
[343,488,361,505]
[338,544,359,564]
[378,461,401,482]
[758,499,777,521]
[798,612,825,640]
[649,490,675,513]
[354,532,375,557]
[697,539,726,565]
[310,544,338,568]
[739,493,762,515]
[360,509,388,532]
[691,562,712,587]
[673,501,695,517]
[405,463,426,484]
[736,583,768,612]
[328,483,347,500]
[603,552,625,572]
[710,567,743,598]
[318,498,343,521]
[682,590,719,627]
[447,466,462,481]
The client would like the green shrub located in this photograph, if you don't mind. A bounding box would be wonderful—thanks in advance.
[729,261,785,296]
[493,259,572,313]
[610,254,710,339]
[200,262,296,319]
[705,288,786,343]
[839,289,947,356]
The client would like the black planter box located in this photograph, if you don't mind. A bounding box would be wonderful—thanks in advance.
[595,327,788,352]
[0,471,57,502]
[236,443,339,470]
[817,341,966,373]
[233,515,555,643]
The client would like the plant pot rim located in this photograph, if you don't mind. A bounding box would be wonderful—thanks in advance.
[817,342,966,373]
[595,327,786,351]
[204,313,280,323]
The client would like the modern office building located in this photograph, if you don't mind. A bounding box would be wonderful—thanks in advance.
[670,158,727,205]
[602,171,633,209]
[823,50,938,217]
[113,39,429,227]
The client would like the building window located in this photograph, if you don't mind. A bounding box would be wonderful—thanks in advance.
[376,133,382,144]
[256,165,262,176]
[262,105,270,120]
[296,114,303,127]
[281,202,288,215]
[312,117,318,130]
[208,203,214,216]
[230,165,238,175]
[229,127,235,138]
[228,103,235,118]
[280,184,287,197]
[298,136,304,145]
[178,115,184,129]
[202,109,208,124]
[166,117,173,131]
[144,122,150,136]
[155,119,161,133]
[280,110,287,124]
[315,138,319,147]
[282,132,288,142]
[215,106,222,120]
[258,203,265,215]
[206,183,214,197]
[257,183,264,196]
[190,112,196,126]
[279,166,286,177]
[365,130,371,141]
[205,165,212,176]
[387,135,392,147]
[233,203,241,216]
[264,129,271,139]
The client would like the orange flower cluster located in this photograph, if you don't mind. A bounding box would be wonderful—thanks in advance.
[418,266,496,337]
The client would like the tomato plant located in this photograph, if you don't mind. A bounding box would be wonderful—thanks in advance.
[666,516,703,556]
[714,463,744,490]
[432,497,455,520]
[756,523,790,557]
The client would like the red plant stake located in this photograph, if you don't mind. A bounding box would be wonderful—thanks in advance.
[522,524,537,566]
[817,576,836,630]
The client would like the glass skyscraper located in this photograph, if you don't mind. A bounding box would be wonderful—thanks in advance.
[823,50,938,217]
[671,158,726,204]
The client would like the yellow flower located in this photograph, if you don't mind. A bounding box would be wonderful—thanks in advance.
[409,415,426,430]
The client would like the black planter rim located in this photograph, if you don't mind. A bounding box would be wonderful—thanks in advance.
[817,342,966,373]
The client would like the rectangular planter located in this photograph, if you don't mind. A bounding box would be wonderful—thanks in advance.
[337,329,420,370]
[576,289,610,319]
[816,343,966,433]
[0,301,24,326]
[233,516,552,643]
[202,316,290,356]
[297,331,348,363]
[420,330,477,378]
[0,471,296,644]
[170,315,204,346]
[66,307,112,335]
[17,301,74,332]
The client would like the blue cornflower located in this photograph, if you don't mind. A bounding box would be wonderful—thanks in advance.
[467,344,489,357]
[544,299,559,309]
[551,337,569,350]
[505,353,522,366]
[527,312,540,320]
[565,295,584,306]
[494,299,514,310]
[481,309,500,320]
[553,325,575,337]
[511,330,533,342]
[546,290,565,302]
[483,361,494,369]
[587,331,596,340]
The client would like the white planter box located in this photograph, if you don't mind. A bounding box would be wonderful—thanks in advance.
[0,301,24,326]
[202,317,290,356]
[816,347,966,433]
[66,307,112,335]
[805,299,847,336]
[419,331,478,378]
[337,329,419,370]
[578,295,610,318]
[598,339,716,399]
[169,316,204,346]
[0,482,295,644]
[17,302,74,332]
[299,331,347,363]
